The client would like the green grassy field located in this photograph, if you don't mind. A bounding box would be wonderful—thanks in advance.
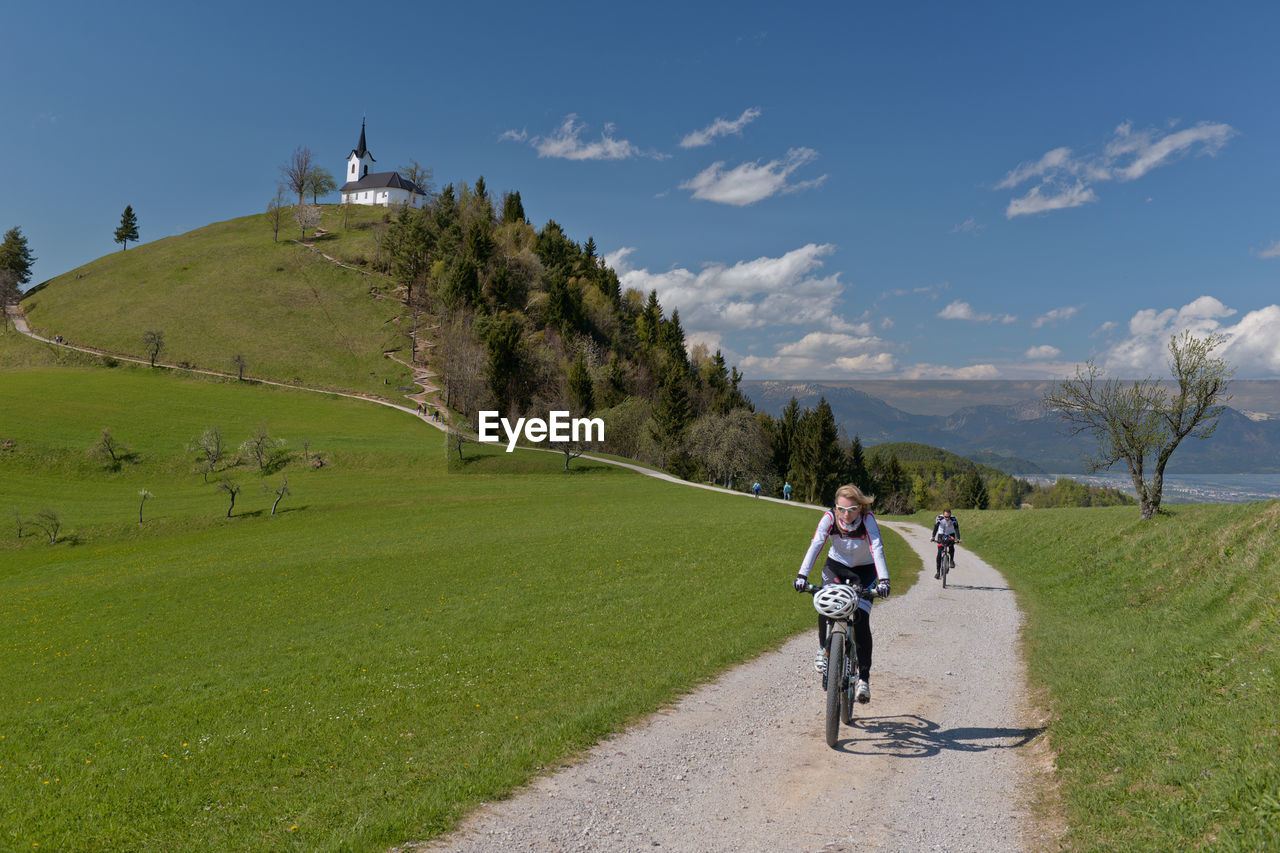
[1,366,920,851]
[948,505,1280,851]
[18,206,413,398]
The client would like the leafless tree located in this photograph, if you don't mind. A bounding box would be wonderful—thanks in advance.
[231,354,247,381]
[266,186,287,243]
[240,422,287,472]
[138,489,153,524]
[267,477,289,515]
[11,508,25,539]
[31,509,61,544]
[216,480,241,518]
[188,427,225,482]
[1044,331,1234,520]
[399,159,436,206]
[142,330,164,367]
[281,146,314,207]
[92,428,132,470]
[294,204,323,239]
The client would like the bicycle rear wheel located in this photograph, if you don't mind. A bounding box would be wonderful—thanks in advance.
[825,634,844,748]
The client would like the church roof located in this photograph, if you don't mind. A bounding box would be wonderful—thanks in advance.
[348,120,375,162]
[340,171,427,194]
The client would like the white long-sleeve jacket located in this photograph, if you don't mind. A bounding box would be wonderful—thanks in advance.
[798,510,890,582]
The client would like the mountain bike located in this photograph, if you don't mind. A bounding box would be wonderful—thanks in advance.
[806,581,881,748]
[936,533,956,588]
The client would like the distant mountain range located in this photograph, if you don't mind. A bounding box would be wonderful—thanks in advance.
[741,380,1280,475]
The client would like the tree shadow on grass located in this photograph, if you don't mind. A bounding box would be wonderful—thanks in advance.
[834,714,1045,757]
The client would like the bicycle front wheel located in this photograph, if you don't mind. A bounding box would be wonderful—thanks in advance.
[840,635,856,725]
[942,551,952,588]
[825,635,844,748]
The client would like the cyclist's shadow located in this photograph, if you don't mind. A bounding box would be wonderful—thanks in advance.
[834,714,1044,757]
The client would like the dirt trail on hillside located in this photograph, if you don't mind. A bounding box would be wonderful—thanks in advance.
[406,521,1059,853]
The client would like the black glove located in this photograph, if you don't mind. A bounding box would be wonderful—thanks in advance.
[794,575,808,592]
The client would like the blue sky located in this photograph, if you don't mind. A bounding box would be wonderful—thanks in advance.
[6,0,1280,380]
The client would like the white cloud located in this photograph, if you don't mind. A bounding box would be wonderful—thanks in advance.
[1006,182,1098,218]
[1025,345,1062,360]
[680,107,762,148]
[680,147,826,205]
[997,147,1076,190]
[506,115,662,161]
[1032,305,1082,328]
[898,363,1002,380]
[1107,121,1236,182]
[950,217,984,234]
[1098,296,1280,377]
[1000,120,1236,218]
[938,300,1017,324]
[1256,239,1280,259]
[610,243,858,335]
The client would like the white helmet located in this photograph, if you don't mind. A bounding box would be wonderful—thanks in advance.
[812,584,857,619]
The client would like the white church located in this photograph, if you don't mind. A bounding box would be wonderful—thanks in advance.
[339,121,428,208]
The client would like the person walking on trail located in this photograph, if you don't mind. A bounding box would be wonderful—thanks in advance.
[793,484,891,704]
[783,482,792,501]
[930,509,961,579]
[752,482,761,498]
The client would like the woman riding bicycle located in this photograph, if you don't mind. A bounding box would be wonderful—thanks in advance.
[793,483,891,704]
[930,509,961,579]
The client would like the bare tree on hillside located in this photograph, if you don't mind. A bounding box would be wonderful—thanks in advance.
[31,509,61,544]
[241,422,287,472]
[266,186,287,243]
[1044,331,1234,520]
[281,146,314,207]
[138,489,154,524]
[216,480,241,518]
[142,329,164,367]
[231,353,247,381]
[92,428,132,470]
[267,477,289,515]
[399,159,436,206]
[189,427,226,482]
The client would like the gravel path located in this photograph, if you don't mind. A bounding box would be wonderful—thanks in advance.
[409,520,1054,853]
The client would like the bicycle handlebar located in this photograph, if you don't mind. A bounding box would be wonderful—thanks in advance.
[803,581,881,599]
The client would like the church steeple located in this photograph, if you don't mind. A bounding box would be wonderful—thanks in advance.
[355,120,369,158]
[347,119,376,181]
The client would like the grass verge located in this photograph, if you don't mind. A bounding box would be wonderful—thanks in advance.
[950,505,1280,851]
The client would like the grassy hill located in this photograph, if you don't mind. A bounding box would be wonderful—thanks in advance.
[0,366,921,850]
[18,206,415,398]
[951,503,1280,850]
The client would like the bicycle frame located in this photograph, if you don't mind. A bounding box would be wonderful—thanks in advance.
[807,581,877,747]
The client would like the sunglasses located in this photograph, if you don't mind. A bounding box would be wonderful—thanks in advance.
[834,506,860,515]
